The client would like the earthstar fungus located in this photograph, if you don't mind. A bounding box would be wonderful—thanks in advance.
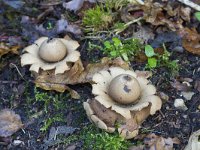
[21,37,80,74]
[84,67,162,139]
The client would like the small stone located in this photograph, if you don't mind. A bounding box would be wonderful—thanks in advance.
[13,140,24,146]
[183,115,188,119]
[181,91,195,100]
[198,105,200,110]
[159,92,169,102]
[174,98,188,111]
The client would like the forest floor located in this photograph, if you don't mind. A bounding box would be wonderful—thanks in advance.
[0,0,200,150]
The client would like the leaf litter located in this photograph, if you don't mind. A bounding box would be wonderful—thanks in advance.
[0,109,23,138]
[0,0,200,149]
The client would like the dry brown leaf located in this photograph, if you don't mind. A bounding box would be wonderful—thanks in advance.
[128,145,144,150]
[170,80,191,92]
[121,1,185,31]
[135,70,152,78]
[144,134,180,150]
[181,28,200,55]
[194,80,200,92]
[0,109,23,137]
[34,57,129,93]
[0,42,20,57]
[89,99,124,127]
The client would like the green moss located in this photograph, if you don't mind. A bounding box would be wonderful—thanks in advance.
[82,5,113,31]
[64,125,131,150]
[40,114,65,132]
[33,87,69,131]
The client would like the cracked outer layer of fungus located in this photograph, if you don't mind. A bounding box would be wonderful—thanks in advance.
[21,37,80,74]
[83,67,162,139]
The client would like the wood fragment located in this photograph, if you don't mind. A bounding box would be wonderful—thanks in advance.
[178,0,200,11]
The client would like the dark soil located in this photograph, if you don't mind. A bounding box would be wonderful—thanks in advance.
[0,1,200,150]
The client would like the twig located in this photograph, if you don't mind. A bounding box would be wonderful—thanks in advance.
[0,80,18,84]
[9,63,26,81]
[114,17,143,34]
[178,0,200,11]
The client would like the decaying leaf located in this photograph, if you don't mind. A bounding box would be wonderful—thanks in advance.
[0,42,20,57]
[121,1,189,32]
[170,80,191,92]
[194,80,200,92]
[144,134,180,150]
[63,0,96,12]
[184,129,200,150]
[181,28,200,55]
[135,70,152,78]
[34,57,129,93]
[63,0,85,12]
[0,109,23,137]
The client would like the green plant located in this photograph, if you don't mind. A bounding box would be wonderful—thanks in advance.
[34,87,52,113]
[195,12,200,21]
[34,88,68,131]
[65,125,131,150]
[105,0,128,10]
[40,114,65,132]
[60,125,132,149]
[82,5,113,31]
[144,44,179,76]
[103,37,143,61]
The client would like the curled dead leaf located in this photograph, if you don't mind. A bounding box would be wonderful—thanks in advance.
[121,1,185,31]
[144,134,180,150]
[0,109,23,137]
[170,80,191,92]
[0,42,20,57]
[181,28,200,55]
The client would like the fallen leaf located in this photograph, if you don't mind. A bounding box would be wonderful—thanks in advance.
[63,0,85,12]
[128,145,144,150]
[0,109,23,137]
[63,0,96,12]
[2,0,25,9]
[194,80,200,92]
[144,134,180,150]
[34,57,129,93]
[170,80,191,92]
[135,70,152,78]
[132,26,155,44]
[66,145,77,150]
[121,1,185,31]
[0,42,20,57]
[185,129,200,150]
[42,126,77,149]
[181,28,200,55]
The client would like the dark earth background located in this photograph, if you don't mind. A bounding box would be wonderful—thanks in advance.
[0,0,200,149]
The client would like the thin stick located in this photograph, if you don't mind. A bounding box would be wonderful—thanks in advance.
[178,0,200,11]
[9,63,26,81]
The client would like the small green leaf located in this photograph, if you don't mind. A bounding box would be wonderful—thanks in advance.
[145,45,155,57]
[112,37,121,47]
[148,57,157,68]
[195,12,200,21]
[110,51,117,57]
[122,53,129,61]
[104,41,112,49]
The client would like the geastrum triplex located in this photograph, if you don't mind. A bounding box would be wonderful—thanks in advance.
[21,37,80,74]
[84,67,162,139]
